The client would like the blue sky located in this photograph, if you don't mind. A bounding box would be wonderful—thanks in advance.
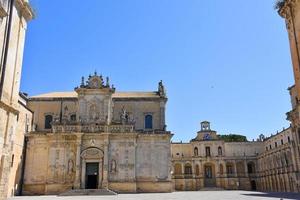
[21,0,293,142]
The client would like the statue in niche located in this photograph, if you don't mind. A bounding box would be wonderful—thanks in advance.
[67,159,74,174]
[89,104,98,121]
[110,159,117,173]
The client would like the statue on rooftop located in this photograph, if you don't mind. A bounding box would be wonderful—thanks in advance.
[158,80,166,97]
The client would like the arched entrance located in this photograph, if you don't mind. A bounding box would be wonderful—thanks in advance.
[80,147,104,189]
[251,180,257,191]
[204,163,216,187]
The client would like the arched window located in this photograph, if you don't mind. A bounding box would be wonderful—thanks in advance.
[145,114,153,129]
[45,115,53,129]
[70,114,77,121]
[194,147,198,156]
[184,163,192,174]
[174,163,182,175]
[218,146,222,156]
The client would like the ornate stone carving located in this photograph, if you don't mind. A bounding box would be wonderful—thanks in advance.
[110,159,117,173]
[75,72,115,91]
[278,0,298,31]
[81,147,104,160]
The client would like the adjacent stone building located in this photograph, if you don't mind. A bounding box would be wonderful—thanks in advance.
[23,74,173,195]
[171,121,299,192]
[0,0,33,199]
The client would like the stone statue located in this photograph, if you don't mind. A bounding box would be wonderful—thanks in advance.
[120,107,129,124]
[111,160,117,173]
[158,80,166,97]
[106,77,110,87]
[67,159,74,174]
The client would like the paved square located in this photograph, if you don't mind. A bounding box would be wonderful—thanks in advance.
[8,191,300,200]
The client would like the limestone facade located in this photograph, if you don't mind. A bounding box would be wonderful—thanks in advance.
[23,74,173,195]
[171,122,300,192]
[0,0,33,199]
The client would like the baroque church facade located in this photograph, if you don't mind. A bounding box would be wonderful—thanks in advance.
[23,74,173,194]
[0,0,300,198]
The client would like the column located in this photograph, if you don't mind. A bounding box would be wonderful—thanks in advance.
[244,160,248,177]
[102,134,109,188]
[74,133,83,189]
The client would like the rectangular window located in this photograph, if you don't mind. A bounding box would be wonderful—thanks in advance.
[205,147,211,157]
[275,142,277,148]
[11,154,14,167]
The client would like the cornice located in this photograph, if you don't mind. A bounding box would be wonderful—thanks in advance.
[15,0,35,21]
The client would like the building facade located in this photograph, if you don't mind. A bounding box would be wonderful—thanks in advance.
[23,74,173,195]
[0,0,33,199]
[171,121,300,192]
[171,121,263,191]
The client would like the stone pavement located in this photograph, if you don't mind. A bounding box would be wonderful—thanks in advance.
[8,191,300,200]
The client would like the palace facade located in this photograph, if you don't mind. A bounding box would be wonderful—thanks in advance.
[0,0,300,198]
[171,121,300,192]
[22,74,173,195]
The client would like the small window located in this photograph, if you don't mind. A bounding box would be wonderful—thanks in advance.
[288,136,291,143]
[45,115,53,129]
[205,147,211,157]
[145,115,153,129]
[194,147,198,156]
[11,154,14,167]
[281,139,284,145]
[218,146,222,156]
[70,114,76,121]
[269,144,272,150]
[275,142,277,148]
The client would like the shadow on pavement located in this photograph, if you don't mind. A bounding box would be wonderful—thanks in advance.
[242,192,300,200]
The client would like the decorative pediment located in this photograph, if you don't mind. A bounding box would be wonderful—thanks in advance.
[75,71,115,91]
[81,147,104,160]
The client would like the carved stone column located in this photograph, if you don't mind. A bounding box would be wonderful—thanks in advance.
[74,133,83,189]
[102,134,109,188]
[244,160,249,177]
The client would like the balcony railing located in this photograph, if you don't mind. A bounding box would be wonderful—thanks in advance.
[51,124,171,134]
[52,124,134,133]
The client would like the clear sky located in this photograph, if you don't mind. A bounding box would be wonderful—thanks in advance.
[21,0,293,142]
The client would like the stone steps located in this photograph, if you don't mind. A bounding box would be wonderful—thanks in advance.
[59,189,117,196]
[199,187,225,191]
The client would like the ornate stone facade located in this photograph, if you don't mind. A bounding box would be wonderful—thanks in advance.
[0,0,33,199]
[171,122,300,192]
[23,74,173,195]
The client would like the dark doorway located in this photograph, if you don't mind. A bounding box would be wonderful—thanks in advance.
[251,180,257,191]
[204,165,216,187]
[86,162,99,189]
